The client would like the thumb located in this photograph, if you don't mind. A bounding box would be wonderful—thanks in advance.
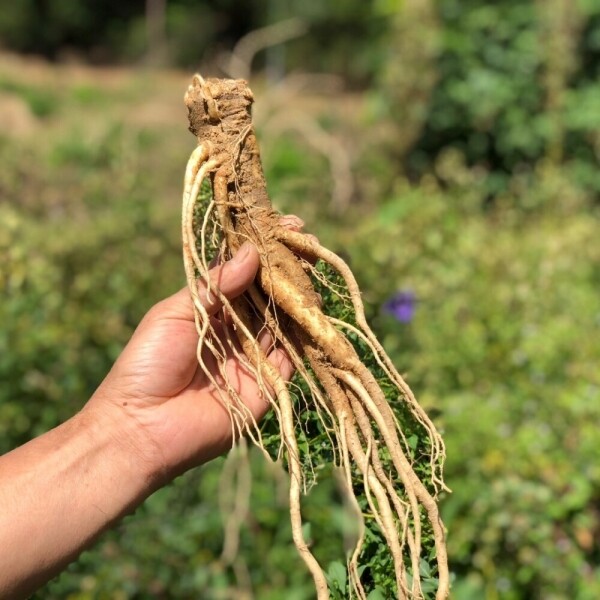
[103,243,260,400]
[199,242,260,317]
[153,242,260,323]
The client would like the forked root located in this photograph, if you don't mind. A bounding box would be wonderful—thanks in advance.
[182,74,449,599]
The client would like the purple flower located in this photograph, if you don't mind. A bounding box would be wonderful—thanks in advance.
[383,289,416,323]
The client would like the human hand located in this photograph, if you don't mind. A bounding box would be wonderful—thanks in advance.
[87,241,294,485]
[0,239,301,598]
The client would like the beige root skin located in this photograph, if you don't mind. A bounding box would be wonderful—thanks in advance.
[182,74,449,599]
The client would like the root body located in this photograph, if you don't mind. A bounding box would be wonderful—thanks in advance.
[182,75,449,599]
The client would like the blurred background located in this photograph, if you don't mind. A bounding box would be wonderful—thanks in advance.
[1,1,599,598]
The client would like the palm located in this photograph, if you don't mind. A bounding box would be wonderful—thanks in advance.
[96,244,292,473]
[147,310,273,470]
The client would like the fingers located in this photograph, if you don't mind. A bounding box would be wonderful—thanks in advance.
[256,324,276,354]
[255,321,295,382]
[145,243,259,325]
[268,346,295,382]
[279,214,305,232]
[196,242,260,316]
[279,214,319,265]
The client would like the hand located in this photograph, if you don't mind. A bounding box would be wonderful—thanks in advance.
[87,242,294,483]
[0,232,304,599]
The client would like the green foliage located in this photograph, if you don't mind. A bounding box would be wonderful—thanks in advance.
[0,1,139,61]
[0,77,59,117]
[333,178,600,599]
[0,1,388,78]
[1,3,600,597]
[0,125,181,453]
[406,0,600,202]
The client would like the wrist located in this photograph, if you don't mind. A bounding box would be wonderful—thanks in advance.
[81,394,169,496]
[0,402,165,597]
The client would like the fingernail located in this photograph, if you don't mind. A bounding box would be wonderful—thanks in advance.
[282,215,304,231]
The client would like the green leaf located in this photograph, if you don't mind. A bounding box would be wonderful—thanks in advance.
[367,589,387,600]
[327,561,347,593]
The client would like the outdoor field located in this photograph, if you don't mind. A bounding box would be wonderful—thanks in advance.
[1,2,599,598]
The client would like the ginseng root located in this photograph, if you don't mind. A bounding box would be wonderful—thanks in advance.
[181,75,449,599]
